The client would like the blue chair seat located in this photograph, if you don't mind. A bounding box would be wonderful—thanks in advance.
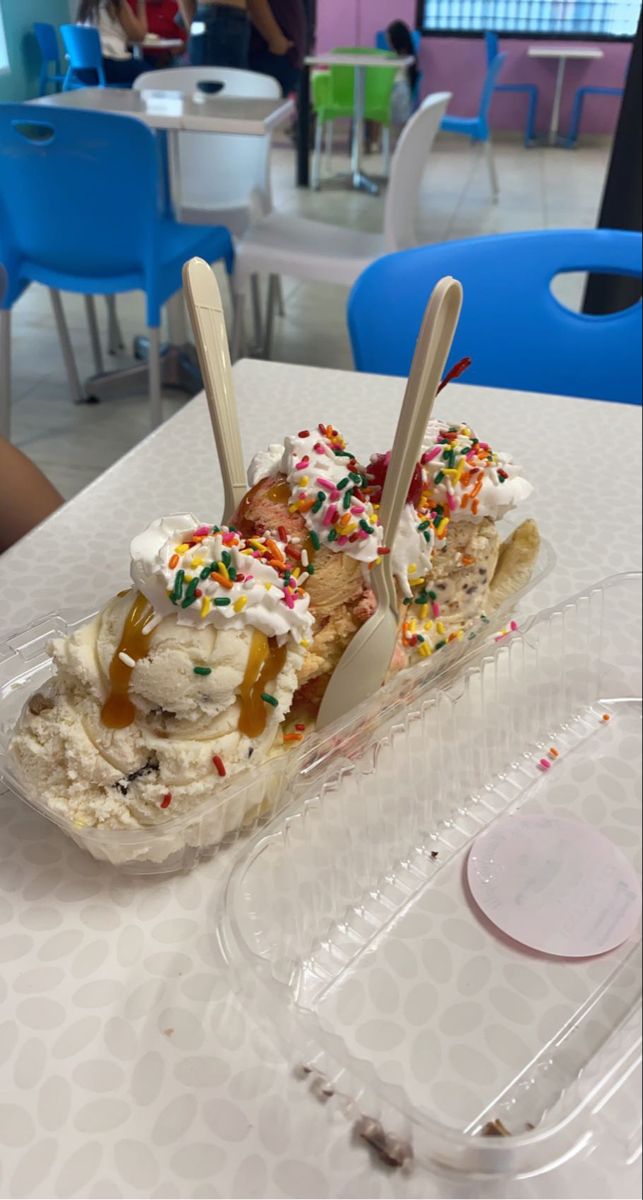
[17,219,230,308]
[348,229,642,405]
[441,114,483,137]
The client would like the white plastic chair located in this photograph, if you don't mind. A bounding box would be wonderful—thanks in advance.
[231,92,452,359]
[134,67,283,343]
[134,67,281,235]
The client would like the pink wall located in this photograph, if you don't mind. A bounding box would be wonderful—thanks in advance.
[315,0,631,136]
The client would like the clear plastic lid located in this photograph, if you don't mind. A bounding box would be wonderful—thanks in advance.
[220,574,642,1179]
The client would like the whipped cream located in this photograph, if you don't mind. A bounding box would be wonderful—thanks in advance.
[420,420,533,524]
[246,418,532,597]
[130,515,313,646]
[247,426,385,567]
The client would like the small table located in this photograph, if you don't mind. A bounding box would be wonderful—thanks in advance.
[133,35,185,60]
[528,44,604,145]
[34,86,294,136]
[305,51,413,194]
[31,88,293,398]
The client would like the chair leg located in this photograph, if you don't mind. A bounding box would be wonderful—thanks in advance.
[324,119,334,168]
[525,89,538,147]
[84,295,104,376]
[106,295,124,355]
[382,125,392,178]
[263,275,278,361]
[250,274,263,351]
[231,284,246,362]
[275,275,286,318]
[49,288,86,404]
[0,309,10,441]
[166,291,188,345]
[147,326,162,429]
[566,91,584,148]
[312,117,323,190]
[483,139,499,203]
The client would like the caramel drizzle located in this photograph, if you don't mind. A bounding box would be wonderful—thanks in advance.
[238,630,288,738]
[101,592,153,729]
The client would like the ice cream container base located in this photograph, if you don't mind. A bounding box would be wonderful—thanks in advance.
[0,529,555,876]
[219,573,642,1180]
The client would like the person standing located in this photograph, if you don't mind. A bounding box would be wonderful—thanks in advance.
[77,0,149,85]
[248,0,307,96]
[176,0,250,68]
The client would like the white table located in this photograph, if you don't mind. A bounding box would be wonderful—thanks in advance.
[528,44,604,145]
[133,35,185,60]
[35,85,294,135]
[305,52,414,194]
[0,362,640,1200]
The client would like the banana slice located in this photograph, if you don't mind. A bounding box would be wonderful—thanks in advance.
[488,519,541,610]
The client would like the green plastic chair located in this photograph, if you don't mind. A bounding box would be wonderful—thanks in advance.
[311,47,398,187]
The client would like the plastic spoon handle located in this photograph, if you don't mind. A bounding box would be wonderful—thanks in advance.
[375,275,464,616]
[183,257,247,524]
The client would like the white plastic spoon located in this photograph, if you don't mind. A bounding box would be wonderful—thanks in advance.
[316,276,463,730]
[183,257,247,524]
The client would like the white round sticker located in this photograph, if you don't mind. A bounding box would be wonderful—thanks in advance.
[467,815,642,958]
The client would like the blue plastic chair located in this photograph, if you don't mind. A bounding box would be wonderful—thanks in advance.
[566,85,624,147]
[375,28,423,110]
[484,31,538,147]
[0,104,234,436]
[440,51,507,201]
[33,23,66,96]
[348,230,642,405]
[61,24,108,90]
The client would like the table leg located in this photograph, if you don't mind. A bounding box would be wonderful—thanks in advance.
[549,56,567,145]
[350,66,379,195]
[296,64,311,188]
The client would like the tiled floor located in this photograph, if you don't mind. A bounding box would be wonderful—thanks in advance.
[6,132,610,498]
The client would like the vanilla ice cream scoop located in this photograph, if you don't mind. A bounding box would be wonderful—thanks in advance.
[10,517,313,831]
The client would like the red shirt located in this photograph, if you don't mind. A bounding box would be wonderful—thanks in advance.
[127,0,187,43]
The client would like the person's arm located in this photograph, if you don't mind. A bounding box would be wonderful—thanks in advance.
[0,440,63,554]
[116,0,148,42]
[247,0,292,55]
[175,0,196,30]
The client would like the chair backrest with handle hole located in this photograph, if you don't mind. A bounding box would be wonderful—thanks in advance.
[60,24,105,90]
[0,105,161,307]
[348,229,643,404]
[136,66,281,98]
[383,92,451,253]
[134,67,281,232]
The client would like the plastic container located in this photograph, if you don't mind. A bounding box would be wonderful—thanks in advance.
[220,574,642,1181]
[0,528,554,876]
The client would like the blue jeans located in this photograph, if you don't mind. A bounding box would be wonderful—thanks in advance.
[189,4,250,69]
[248,45,300,97]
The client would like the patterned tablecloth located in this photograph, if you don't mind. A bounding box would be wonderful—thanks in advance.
[0,361,640,1200]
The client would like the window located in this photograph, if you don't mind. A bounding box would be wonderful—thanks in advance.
[417,0,640,38]
[0,8,9,74]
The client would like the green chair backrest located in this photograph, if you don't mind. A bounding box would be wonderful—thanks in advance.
[328,47,397,113]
